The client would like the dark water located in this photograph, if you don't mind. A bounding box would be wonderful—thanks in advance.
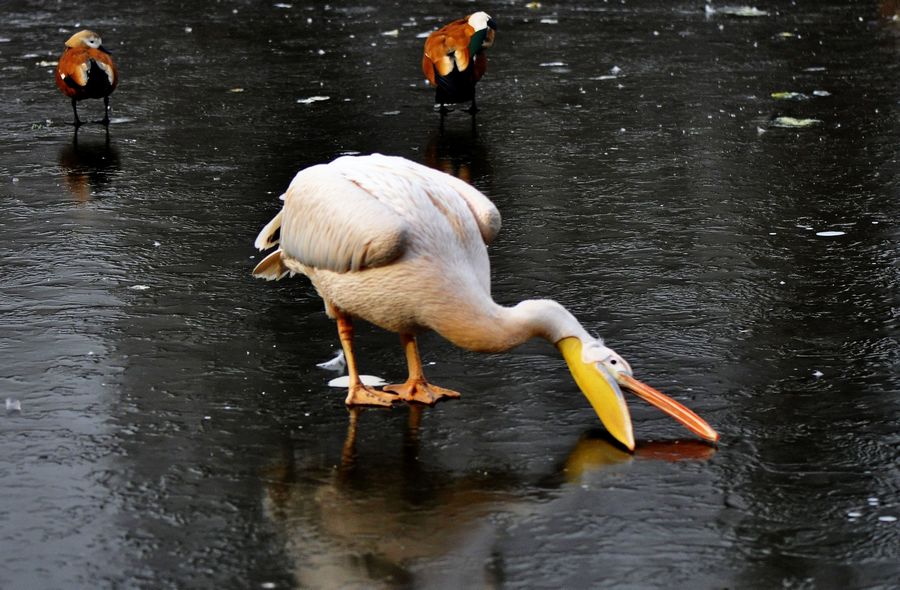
[2,1,898,588]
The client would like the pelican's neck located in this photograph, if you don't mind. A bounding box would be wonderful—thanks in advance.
[434,298,594,353]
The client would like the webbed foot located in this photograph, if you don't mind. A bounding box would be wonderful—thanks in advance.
[345,385,398,408]
[384,379,461,405]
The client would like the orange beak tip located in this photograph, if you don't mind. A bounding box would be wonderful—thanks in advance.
[618,374,719,445]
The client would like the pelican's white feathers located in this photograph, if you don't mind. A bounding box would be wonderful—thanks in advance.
[251,154,718,449]
[255,154,500,275]
[254,210,283,250]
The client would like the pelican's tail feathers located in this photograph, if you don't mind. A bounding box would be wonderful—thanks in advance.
[254,210,283,251]
[252,249,292,281]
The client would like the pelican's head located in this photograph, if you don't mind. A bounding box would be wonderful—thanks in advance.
[558,336,719,452]
[65,30,104,49]
[467,11,497,48]
[558,337,635,450]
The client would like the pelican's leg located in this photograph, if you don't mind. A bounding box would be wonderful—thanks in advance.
[384,334,461,405]
[336,314,398,408]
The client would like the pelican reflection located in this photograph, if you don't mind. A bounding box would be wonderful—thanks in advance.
[263,409,716,589]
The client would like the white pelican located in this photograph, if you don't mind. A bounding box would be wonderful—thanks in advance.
[253,154,718,450]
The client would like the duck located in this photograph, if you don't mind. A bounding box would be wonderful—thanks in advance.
[55,30,118,126]
[421,11,496,114]
[252,154,718,451]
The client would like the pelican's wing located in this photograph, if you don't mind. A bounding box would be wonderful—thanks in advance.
[254,209,283,250]
[362,154,501,245]
[278,163,410,273]
[436,169,501,244]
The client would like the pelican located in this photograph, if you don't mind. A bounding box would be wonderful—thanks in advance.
[55,30,119,126]
[253,154,718,450]
[422,11,496,114]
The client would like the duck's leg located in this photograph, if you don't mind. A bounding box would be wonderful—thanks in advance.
[384,333,461,405]
[336,314,398,407]
[466,93,479,115]
[101,95,110,126]
[71,98,82,127]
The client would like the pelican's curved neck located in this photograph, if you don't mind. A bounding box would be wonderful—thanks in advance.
[434,298,593,353]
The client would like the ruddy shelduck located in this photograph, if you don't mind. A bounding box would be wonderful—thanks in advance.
[252,154,718,450]
[422,11,496,114]
[55,30,118,126]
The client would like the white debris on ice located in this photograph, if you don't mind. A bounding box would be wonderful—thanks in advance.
[771,116,822,128]
[705,4,769,17]
[296,96,330,104]
[327,375,387,388]
[316,350,346,372]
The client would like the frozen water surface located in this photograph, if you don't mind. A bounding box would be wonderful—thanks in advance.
[1,1,898,589]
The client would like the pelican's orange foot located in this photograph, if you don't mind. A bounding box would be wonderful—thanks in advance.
[344,385,398,408]
[384,379,461,405]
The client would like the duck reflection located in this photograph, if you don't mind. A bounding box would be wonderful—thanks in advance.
[263,409,716,589]
[423,120,492,187]
[57,128,120,202]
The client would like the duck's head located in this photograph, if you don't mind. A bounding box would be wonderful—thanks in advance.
[65,30,107,52]
[557,336,719,451]
[467,12,497,48]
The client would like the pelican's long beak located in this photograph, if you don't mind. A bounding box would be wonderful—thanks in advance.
[615,373,719,444]
[558,337,635,451]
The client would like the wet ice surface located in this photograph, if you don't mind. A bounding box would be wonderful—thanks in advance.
[2,1,899,589]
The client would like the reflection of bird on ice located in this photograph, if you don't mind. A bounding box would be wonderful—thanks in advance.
[253,154,717,450]
[262,409,716,589]
[57,131,119,202]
